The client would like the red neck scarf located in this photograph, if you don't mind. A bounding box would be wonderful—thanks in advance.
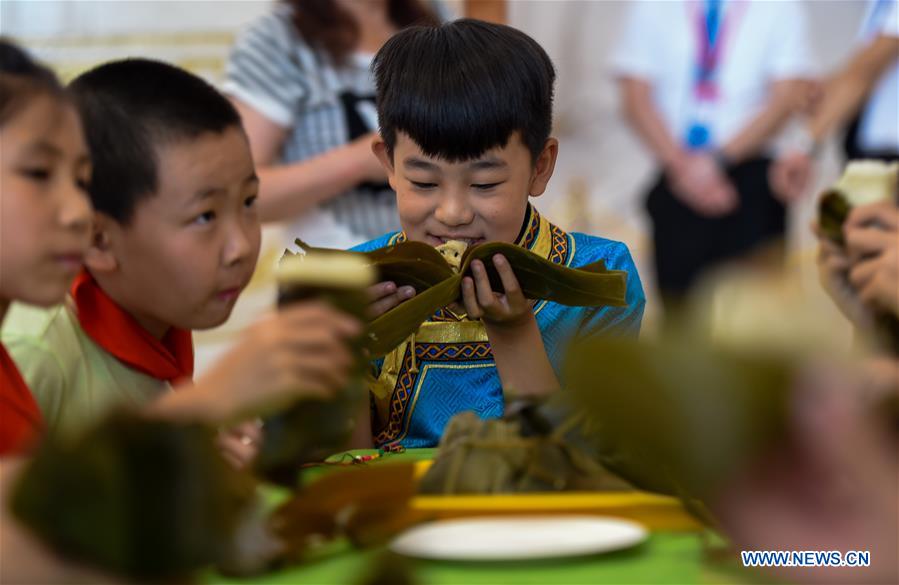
[70,270,194,384]
[0,342,41,455]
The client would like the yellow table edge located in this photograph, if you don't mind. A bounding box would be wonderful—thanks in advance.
[408,460,703,532]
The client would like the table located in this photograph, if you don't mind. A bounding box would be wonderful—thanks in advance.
[208,450,767,585]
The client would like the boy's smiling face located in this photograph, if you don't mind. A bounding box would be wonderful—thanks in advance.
[374,132,558,246]
[88,126,261,337]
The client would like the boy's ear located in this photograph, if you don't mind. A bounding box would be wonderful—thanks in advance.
[83,213,119,274]
[527,138,560,198]
[371,136,397,191]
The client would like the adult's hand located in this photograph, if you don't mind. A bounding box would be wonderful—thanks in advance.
[667,152,739,217]
[770,150,813,204]
[844,202,899,317]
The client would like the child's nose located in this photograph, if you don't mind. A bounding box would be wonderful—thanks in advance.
[59,183,92,234]
[434,192,474,227]
[223,222,257,266]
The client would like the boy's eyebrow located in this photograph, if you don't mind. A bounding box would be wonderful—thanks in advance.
[403,157,508,171]
[190,173,259,203]
[403,157,441,171]
[467,158,508,170]
[24,141,62,157]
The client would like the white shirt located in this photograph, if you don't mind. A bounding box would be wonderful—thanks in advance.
[857,0,899,153]
[610,0,815,151]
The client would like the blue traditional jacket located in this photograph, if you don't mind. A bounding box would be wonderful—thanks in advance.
[353,205,645,448]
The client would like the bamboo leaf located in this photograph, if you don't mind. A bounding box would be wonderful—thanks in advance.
[563,337,793,499]
[11,412,253,580]
[287,240,630,358]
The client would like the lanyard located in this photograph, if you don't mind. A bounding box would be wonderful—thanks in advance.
[685,0,747,148]
[690,0,747,99]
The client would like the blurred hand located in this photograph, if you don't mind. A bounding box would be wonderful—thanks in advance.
[217,419,263,469]
[184,302,362,424]
[348,133,388,183]
[796,78,825,116]
[813,220,875,330]
[366,281,416,320]
[770,151,814,204]
[667,153,739,217]
[858,356,899,405]
[844,202,899,317]
[713,363,897,584]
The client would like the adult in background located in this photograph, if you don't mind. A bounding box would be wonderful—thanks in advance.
[773,0,899,199]
[224,0,445,249]
[611,0,814,318]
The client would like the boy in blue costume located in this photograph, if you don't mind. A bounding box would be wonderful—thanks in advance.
[355,19,646,448]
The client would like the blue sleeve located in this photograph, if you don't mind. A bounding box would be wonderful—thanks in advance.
[574,236,646,338]
[351,232,398,253]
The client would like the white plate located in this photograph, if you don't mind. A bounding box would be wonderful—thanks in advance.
[389,515,648,561]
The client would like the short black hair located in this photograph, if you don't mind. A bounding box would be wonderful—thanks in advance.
[373,19,555,163]
[0,38,66,126]
[69,59,242,224]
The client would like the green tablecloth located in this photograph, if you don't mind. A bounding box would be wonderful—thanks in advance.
[208,450,764,585]
[211,533,707,585]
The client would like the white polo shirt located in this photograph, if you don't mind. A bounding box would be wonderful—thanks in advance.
[610,0,815,151]
[857,0,899,153]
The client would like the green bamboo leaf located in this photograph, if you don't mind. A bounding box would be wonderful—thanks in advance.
[366,276,462,357]
[287,239,629,358]
[365,240,456,292]
[460,243,627,307]
[563,336,793,499]
[294,238,452,292]
[818,189,850,245]
[11,412,252,580]
[258,253,372,484]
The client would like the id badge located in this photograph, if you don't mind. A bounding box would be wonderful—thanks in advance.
[685,97,716,149]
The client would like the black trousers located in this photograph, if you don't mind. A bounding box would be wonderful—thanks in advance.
[842,114,899,163]
[646,157,786,316]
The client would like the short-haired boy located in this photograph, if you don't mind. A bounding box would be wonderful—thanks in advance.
[3,59,358,456]
[356,20,646,448]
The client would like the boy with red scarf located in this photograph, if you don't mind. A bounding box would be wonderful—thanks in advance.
[2,59,359,464]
